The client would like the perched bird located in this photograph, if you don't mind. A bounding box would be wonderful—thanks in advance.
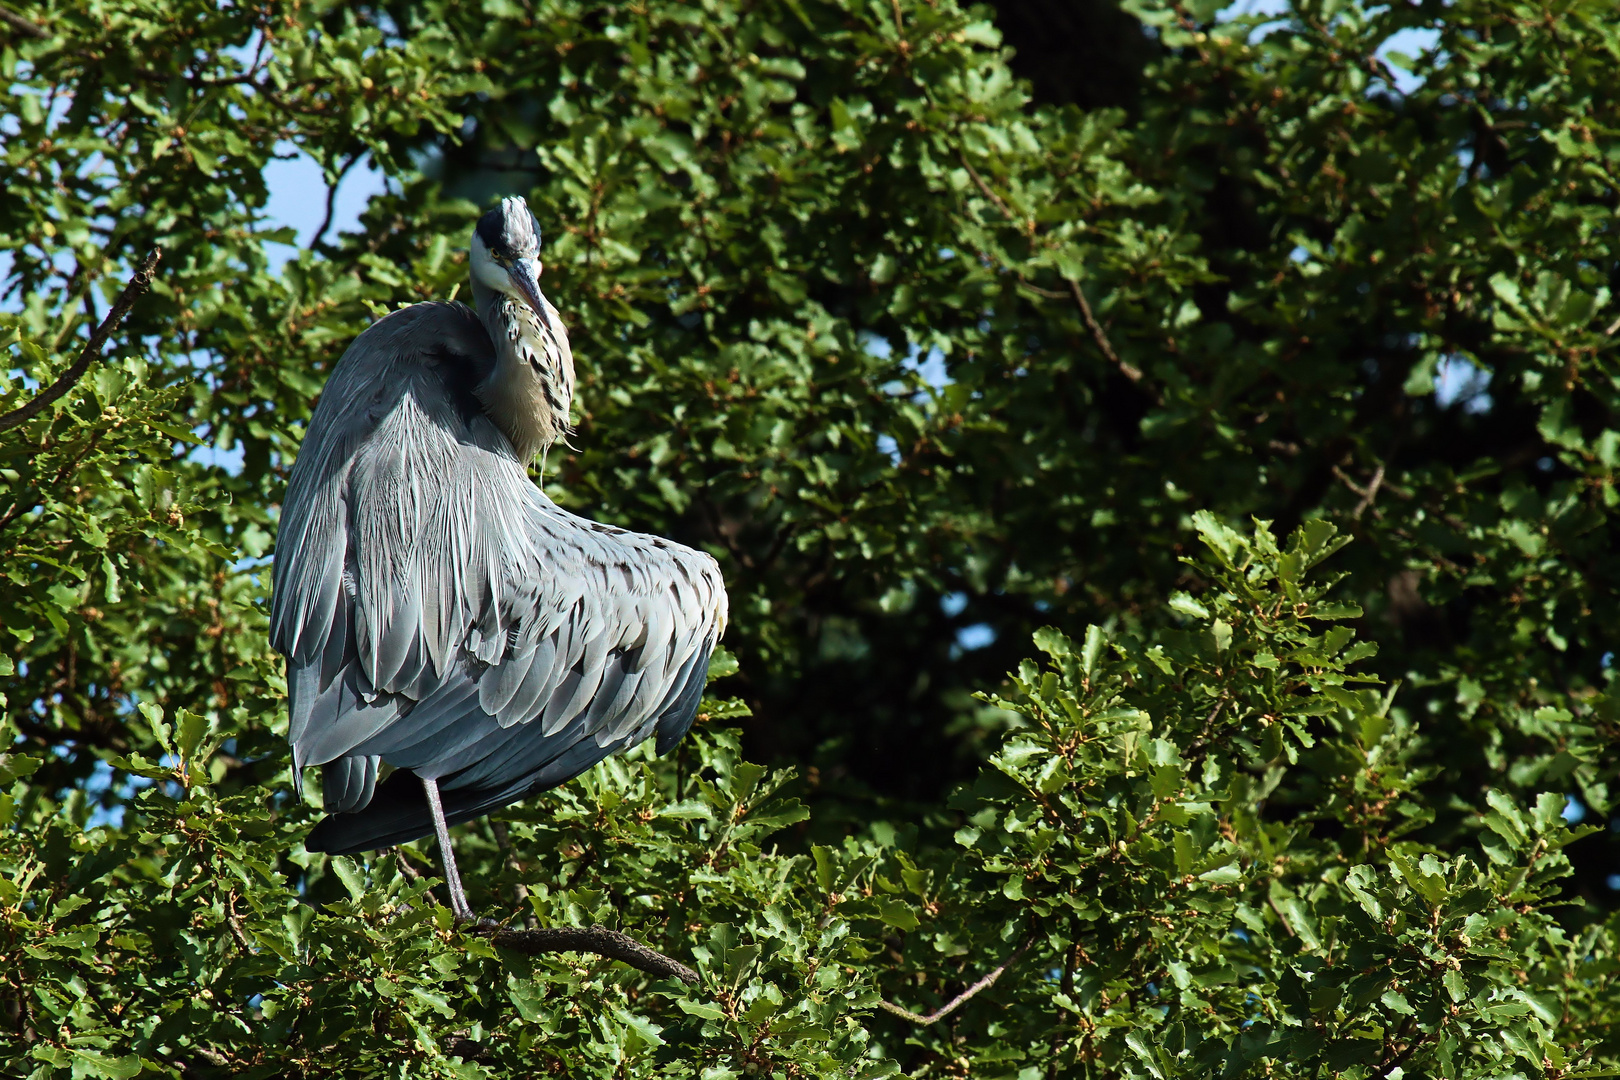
[270,197,728,918]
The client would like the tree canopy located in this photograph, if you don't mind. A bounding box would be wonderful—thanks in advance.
[3,0,1619,1076]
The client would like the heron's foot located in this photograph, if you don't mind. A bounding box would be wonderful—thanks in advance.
[455,915,502,932]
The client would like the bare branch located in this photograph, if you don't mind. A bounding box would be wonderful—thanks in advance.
[0,4,47,39]
[0,249,162,436]
[224,892,255,953]
[877,933,1034,1025]
[1066,277,1145,387]
[1378,1022,1437,1078]
[956,149,1015,221]
[1334,461,1408,520]
[489,820,536,928]
[1332,464,1369,499]
[473,922,700,985]
[1014,280,1068,301]
[1352,460,1386,520]
[392,846,443,907]
[391,845,689,979]
[1022,276,1152,395]
[955,149,1151,396]
[314,152,362,248]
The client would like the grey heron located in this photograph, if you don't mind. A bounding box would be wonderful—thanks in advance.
[270,197,728,919]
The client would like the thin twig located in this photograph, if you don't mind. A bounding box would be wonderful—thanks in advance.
[1332,464,1370,500]
[1378,1022,1437,1078]
[877,933,1034,1025]
[0,248,162,435]
[392,846,442,908]
[1606,314,1620,337]
[475,922,700,985]
[955,149,1145,390]
[1333,461,1404,520]
[489,820,536,928]
[1352,460,1386,520]
[313,152,361,248]
[1184,694,1231,765]
[1015,275,1152,394]
[1265,895,1296,938]
[957,149,1015,221]
[0,4,47,38]
[1066,278,1144,386]
[1015,280,1068,301]
[224,892,255,953]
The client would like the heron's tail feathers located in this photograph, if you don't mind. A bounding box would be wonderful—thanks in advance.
[320,754,380,814]
[305,767,438,854]
[304,745,610,856]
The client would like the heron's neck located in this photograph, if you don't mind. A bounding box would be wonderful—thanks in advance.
[471,281,574,462]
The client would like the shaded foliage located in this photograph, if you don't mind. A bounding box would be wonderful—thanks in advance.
[3,0,1619,1075]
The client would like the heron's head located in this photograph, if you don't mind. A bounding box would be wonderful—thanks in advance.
[469,196,553,326]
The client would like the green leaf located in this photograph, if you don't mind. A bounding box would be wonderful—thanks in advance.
[65,1049,142,1079]
[331,856,366,901]
[174,708,211,763]
[138,702,172,755]
[1080,624,1106,679]
[1197,863,1243,885]
[1169,592,1211,620]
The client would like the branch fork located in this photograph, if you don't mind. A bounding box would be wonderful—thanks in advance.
[393,849,699,984]
[0,248,163,436]
[878,933,1034,1025]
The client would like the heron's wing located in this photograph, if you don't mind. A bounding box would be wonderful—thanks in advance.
[270,303,491,792]
[342,475,728,792]
[272,302,728,820]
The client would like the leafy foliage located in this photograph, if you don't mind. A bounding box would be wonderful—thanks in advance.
[3,0,1619,1075]
[887,515,1619,1076]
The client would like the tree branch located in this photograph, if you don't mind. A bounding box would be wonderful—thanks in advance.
[1378,1020,1437,1078]
[0,4,47,39]
[473,922,700,985]
[954,148,1149,396]
[392,846,444,908]
[1066,277,1145,387]
[224,892,255,954]
[489,820,537,928]
[313,152,361,248]
[392,844,692,981]
[877,933,1034,1025]
[0,249,162,436]
[1352,459,1386,520]
[957,149,1016,221]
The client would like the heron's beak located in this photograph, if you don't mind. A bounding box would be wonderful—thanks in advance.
[507,260,559,339]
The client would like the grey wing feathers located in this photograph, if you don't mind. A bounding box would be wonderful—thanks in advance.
[271,303,728,850]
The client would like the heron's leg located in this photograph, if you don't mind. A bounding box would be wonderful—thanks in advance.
[420,775,473,921]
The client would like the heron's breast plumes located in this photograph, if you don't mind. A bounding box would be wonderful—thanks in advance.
[476,298,574,462]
